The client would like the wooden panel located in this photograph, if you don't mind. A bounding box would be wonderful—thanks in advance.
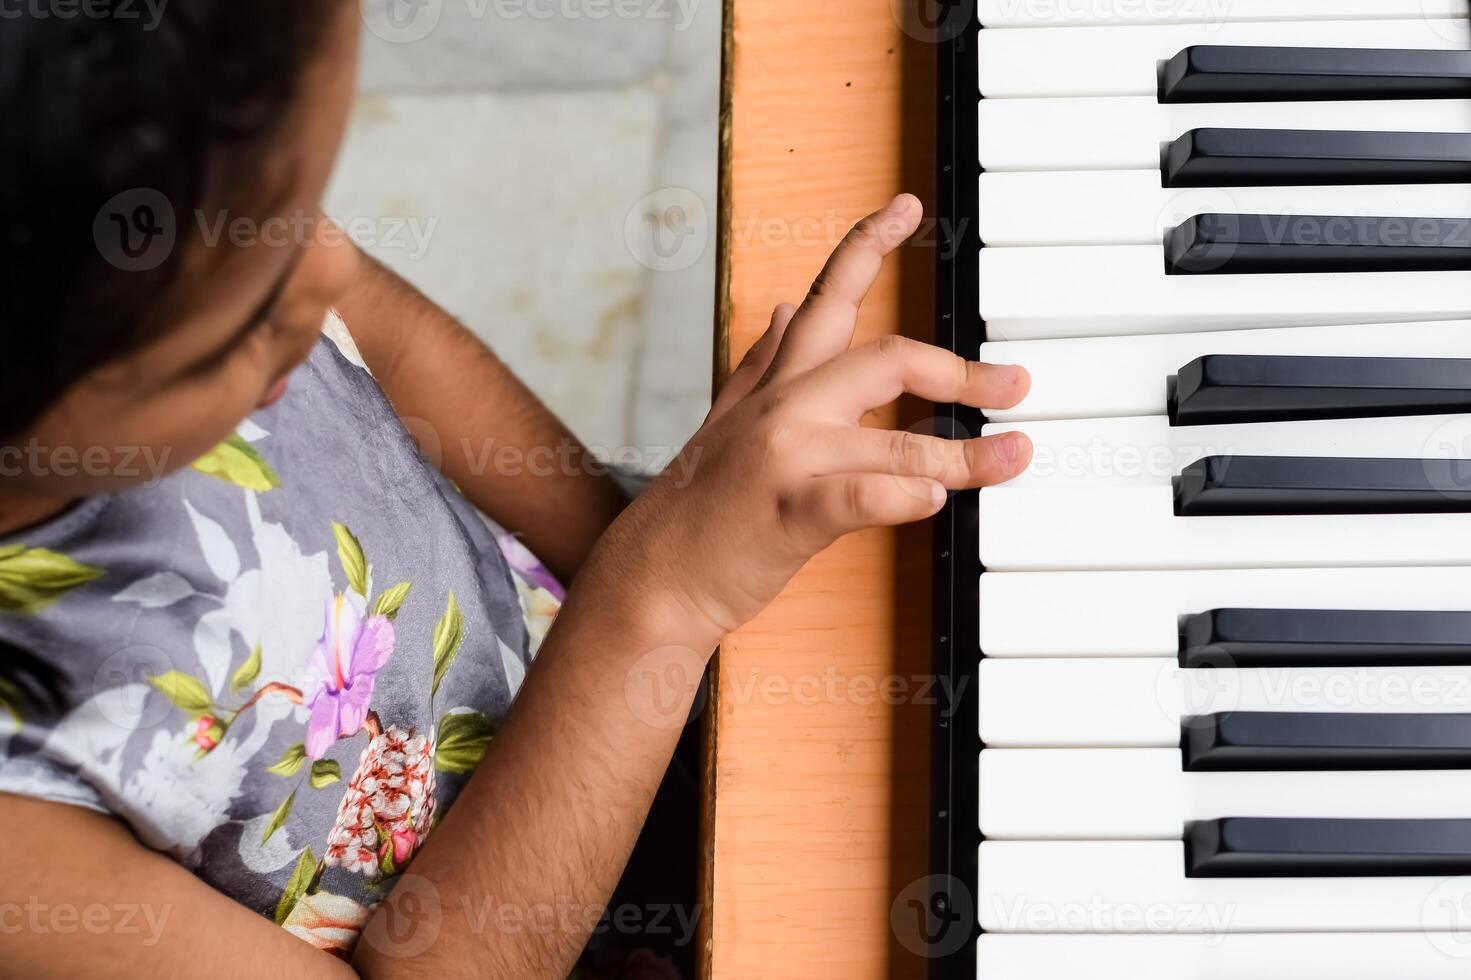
[703,2,938,977]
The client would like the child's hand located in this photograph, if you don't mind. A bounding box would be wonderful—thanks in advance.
[599,194,1032,645]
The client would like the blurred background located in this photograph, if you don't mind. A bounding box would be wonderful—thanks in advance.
[327,0,720,468]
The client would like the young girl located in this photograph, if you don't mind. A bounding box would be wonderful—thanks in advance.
[0,2,1032,977]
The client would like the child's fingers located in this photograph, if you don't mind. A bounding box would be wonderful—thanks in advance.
[763,194,923,380]
[709,303,797,421]
[798,335,1030,419]
[807,427,1031,488]
[788,472,949,544]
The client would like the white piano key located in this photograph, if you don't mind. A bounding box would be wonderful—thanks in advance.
[978,172,1471,247]
[984,413,1471,488]
[978,659,1471,746]
[978,244,1471,339]
[978,933,1471,979]
[978,0,1470,29]
[979,566,1471,657]
[978,840,1471,933]
[978,19,1471,98]
[978,97,1471,171]
[977,484,1471,569]
[979,320,1471,422]
[980,749,1471,837]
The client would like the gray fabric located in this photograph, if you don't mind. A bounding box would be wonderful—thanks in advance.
[0,332,556,945]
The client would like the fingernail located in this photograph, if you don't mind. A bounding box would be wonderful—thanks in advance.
[887,193,914,212]
[930,482,947,507]
[997,364,1022,385]
[994,432,1020,466]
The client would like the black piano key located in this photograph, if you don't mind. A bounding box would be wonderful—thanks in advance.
[1167,354,1471,425]
[1183,712,1471,771]
[1186,818,1471,878]
[1161,129,1471,188]
[1179,608,1471,668]
[1159,46,1471,104]
[1164,214,1471,276]
[1173,456,1471,516]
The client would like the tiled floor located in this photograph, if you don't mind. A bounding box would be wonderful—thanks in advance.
[328,0,720,465]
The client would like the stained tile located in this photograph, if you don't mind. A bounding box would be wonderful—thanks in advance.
[357,0,695,92]
[324,87,663,454]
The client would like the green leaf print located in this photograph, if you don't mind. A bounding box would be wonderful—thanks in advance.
[190,435,281,492]
[0,546,103,615]
[308,759,341,789]
[431,592,464,698]
[331,522,369,597]
[148,672,213,717]
[274,847,318,925]
[230,644,263,694]
[434,711,494,773]
[261,788,297,844]
[0,675,22,732]
[266,743,308,778]
[369,581,413,620]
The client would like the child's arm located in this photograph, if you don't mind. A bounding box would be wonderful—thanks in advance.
[334,253,631,584]
[0,196,1030,979]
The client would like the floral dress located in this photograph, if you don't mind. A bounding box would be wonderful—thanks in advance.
[0,314,563,955]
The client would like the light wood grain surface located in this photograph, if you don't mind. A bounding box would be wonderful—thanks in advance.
[702,2,940,977]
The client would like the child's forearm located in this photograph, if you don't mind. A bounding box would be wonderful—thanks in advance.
[335,252,630,583]
[354,547,717,979]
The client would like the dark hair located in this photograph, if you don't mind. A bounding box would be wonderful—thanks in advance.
[0,1,340,440]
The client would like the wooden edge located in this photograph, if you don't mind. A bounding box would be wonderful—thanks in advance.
[698,0,736,977]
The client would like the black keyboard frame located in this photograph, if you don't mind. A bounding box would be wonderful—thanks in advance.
[931,3,983,978]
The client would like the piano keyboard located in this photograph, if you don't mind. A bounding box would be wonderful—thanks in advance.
[931,2,1471,978]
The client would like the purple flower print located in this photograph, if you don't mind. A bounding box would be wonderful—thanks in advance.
[301,595,396,759]
[497,534,565,602]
